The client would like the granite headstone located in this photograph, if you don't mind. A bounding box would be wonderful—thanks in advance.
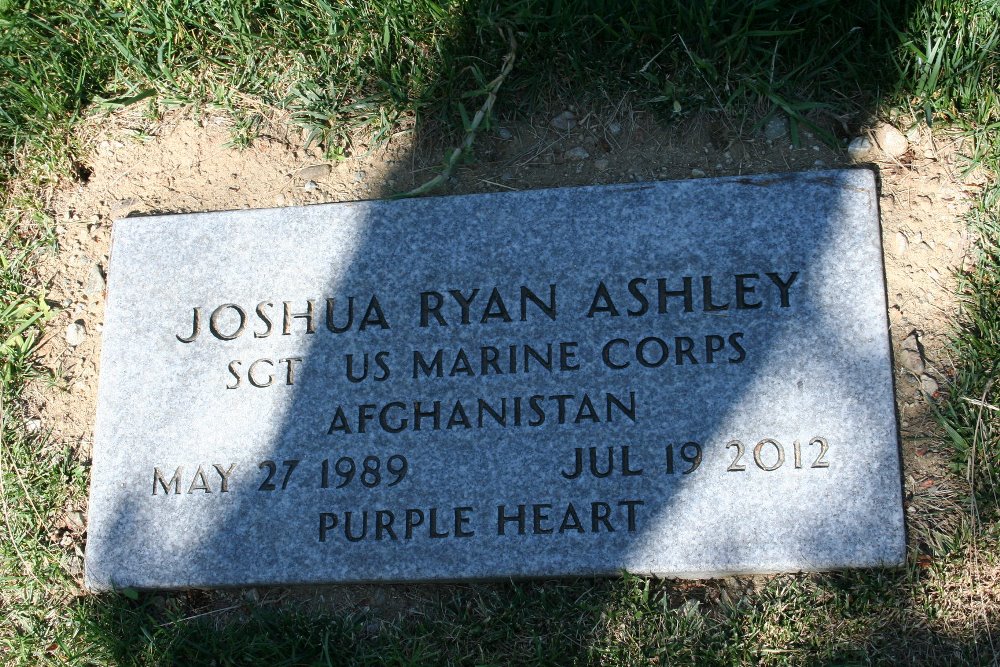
[85,168,905,590]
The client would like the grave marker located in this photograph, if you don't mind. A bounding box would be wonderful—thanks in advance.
[85,169,905,590]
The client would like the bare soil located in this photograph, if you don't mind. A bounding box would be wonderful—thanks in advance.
[25,103,988,607]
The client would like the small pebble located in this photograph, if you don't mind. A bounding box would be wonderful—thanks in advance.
[66,320,86,347]
[352,170,367,183]
[297,164,332,181]
[847,136,873,161]
[895,231,909,255]
[607,122,622,136]
[497,128,513,140]
[899,332,925,375]
[85,264,105,296]
[594,159,609,171]
[565,146,589,161]
[66,511,86,531]
[920,374,939,396]
[550,111,577,132]
[764,115,789,141]
[875,123,908,158]
[303,180,318,192]
[690,168,706,178]
[65,556,83,577]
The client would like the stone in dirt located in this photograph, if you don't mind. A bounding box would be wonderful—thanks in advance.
[875,123,908,159]
[65,320,86,347]
[85,169,904,591]
[764,115,789,141]
[900,332,926,375]
[85,264,106,296]
[848,136,874,161]
[895,231,909,256]
[297,164,332,181]
[920,374,939,396]
[550,111,577,131]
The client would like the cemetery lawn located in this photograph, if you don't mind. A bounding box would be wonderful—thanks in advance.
[2,0,1000,664]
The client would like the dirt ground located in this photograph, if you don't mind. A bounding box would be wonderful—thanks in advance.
[23,103,988,605]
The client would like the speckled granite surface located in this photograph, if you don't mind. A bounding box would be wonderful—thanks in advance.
[86,168,904,590]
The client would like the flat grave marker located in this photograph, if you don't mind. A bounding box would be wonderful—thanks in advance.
[85,168,905,590]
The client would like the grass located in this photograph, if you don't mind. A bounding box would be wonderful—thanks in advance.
[14,566,998,664]
[940,185,1000,516]
[0,0,919,176]
[2,0,1000,664]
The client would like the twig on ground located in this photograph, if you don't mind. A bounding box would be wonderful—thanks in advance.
[397,27,516,198]
[157,604,243,628]
[966,378,998,658]
[962,396,1000,412]
[678,34,733,132]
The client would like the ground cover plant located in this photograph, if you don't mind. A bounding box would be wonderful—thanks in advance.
[2,0,1000,664]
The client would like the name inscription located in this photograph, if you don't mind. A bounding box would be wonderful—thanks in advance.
[175,274,792,390]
